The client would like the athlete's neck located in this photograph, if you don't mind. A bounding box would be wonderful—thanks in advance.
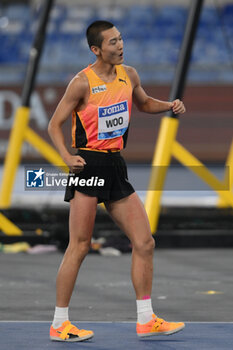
[91,61,117,83]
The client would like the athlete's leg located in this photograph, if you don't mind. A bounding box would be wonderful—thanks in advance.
[105,192,155,299]
[56,191,98,307]
[105,193,185,336]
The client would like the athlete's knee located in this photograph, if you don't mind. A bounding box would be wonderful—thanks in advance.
[133,235,155,255]
[78,240,91,256]
[68,237,91,257]
[145,236,155,252]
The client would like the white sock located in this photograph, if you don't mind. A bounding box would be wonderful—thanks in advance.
[52,307,69,329]
[136,298,154,324]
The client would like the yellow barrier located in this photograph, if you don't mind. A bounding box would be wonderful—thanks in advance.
[217,139,233,207]
[25,127,69,173]
[145,120,233,234]
[0,106,30,208]
[0,108,67,211]
[0,106,67,235]
[0,213,22,235]
[145,116,179,233]
[173,141,233,206]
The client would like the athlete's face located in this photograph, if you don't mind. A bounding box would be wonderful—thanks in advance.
[93,27,124,64]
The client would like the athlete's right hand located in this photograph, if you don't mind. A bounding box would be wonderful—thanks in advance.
[65,155,87,174]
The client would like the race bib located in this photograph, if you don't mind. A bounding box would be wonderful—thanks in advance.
[98,100,129,140]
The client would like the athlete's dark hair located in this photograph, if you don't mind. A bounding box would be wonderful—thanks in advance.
[86,20,114,49]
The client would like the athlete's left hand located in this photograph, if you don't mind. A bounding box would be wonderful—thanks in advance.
[171,99,186,114]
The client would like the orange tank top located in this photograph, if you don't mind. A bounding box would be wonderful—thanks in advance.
[72,64,132,150]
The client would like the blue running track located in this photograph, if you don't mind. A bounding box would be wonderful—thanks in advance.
[0,322,233,350]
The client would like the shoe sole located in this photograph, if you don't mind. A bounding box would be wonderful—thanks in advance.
[137,324,185,337]
[50,333,94,342]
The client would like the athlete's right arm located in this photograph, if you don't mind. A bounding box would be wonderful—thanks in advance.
[48,75,88,171]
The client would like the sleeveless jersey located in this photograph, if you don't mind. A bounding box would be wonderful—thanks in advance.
[72,64,132,150]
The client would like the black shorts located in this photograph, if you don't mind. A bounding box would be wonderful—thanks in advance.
[64,149,135,204]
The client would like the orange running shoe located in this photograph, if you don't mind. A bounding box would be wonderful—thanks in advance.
[137,314,185,337]
[50,320,94,342]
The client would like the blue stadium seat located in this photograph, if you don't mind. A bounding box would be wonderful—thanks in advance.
[124,40,143,65]
[222,4,233,16]
[200,6,219,24]
[4,4,30,21]
[155,5,187,26]
[128,5,156,25]
[66,6,93,21]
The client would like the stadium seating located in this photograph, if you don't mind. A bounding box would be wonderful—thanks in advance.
[0,3,232,83]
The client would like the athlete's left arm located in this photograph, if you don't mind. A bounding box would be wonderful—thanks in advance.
[125,66,186,115]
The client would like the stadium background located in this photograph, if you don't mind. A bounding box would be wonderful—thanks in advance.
[0,0,233,165]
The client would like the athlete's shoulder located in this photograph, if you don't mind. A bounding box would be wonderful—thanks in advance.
[67,70,89,95]
[71,70,89,88]
[122,64,137,75]
[122,64,140,88]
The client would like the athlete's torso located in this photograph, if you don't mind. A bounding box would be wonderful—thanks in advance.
[72,64,133,150]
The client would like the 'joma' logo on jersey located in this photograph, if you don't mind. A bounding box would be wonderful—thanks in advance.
[92,85,107,94]
[101,103,126,117]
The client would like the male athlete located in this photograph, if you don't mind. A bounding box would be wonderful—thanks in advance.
[48,21,186,342]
